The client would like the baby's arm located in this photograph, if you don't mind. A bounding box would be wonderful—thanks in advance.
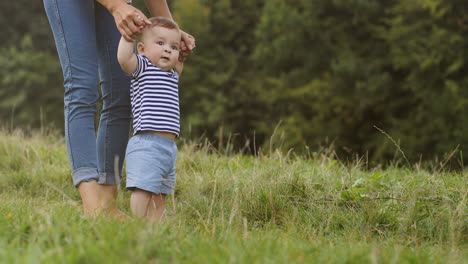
[175,59,184,75]
[117,37,137,74]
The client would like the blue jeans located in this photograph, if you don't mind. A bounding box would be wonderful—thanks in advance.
[44,0,131,186]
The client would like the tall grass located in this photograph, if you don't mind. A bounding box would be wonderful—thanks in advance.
[0,130,466,263]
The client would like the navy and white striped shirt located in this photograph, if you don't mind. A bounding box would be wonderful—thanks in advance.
[130,55,180,136]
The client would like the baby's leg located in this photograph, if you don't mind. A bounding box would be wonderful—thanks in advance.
[130,188,153,218]
[147,194,167,221]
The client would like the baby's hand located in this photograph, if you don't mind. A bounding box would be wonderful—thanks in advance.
[129,24,145,40]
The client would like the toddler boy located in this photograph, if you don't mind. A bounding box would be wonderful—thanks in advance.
[117,16,184,220]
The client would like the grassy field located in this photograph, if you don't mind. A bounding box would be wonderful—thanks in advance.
[0,130,466,263]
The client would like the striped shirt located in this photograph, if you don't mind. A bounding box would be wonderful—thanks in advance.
[130,55,180,136]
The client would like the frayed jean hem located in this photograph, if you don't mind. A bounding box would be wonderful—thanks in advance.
[72,168,120,186]
[72,167,99,187]
[98,172,121,185]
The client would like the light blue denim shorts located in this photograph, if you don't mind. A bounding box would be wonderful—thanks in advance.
[125,132,177,194]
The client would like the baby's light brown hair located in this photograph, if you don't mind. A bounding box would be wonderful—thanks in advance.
[140,17,180,41]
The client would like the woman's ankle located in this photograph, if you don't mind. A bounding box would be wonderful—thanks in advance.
[97,184,118,210]
[78,181,101,216]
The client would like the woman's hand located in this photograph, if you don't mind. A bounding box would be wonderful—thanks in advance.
[179,30,196,62]
[110,2,152,41]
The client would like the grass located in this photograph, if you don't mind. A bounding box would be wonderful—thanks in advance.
[0,130,466,263]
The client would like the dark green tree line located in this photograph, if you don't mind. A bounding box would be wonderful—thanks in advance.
[0,1,62,129]
[1,0,467,165]
[174,0,467,165]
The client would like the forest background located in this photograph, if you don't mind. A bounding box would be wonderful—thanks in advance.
[1,0,467,167]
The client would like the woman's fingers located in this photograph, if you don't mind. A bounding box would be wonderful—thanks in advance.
[119,20,136,41]
[117,23,133,41]
[125,18,140,36]
[112,4,151,40]
[134,10,151,26]
[181,31,196,50]
[177,30,195,62]
[180,40,187,50]
[122,33,133,42]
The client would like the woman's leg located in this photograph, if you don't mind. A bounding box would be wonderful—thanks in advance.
[44,0,101,214]
[95,2,132,185]
[94,2,132,205]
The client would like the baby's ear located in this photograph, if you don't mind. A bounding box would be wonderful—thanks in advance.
[137,42,145,54]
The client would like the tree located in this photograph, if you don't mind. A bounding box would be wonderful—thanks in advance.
[173,0,267,147]
[0,1,63,129]
[254,0,468,165]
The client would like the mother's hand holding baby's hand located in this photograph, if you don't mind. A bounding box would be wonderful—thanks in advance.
[110,2,152,41]
[179,30,196,62]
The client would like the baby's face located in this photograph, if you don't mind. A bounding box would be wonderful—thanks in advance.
[138,26,181,71]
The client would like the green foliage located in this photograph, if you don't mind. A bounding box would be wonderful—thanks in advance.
[0,0,54,51]
[0,35,63,129]
[253,0,468,164]
[173,0,268,143]
[1,0,467,164]
[0,0,62,129]
[382,0,468,161]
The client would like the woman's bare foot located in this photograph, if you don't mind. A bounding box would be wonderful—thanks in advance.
[78,181,122,217]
